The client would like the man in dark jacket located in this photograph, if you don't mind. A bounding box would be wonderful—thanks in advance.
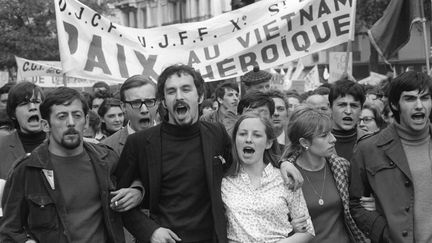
[350,71,432,243]
[115,64,303,243]
[0,87,125,243]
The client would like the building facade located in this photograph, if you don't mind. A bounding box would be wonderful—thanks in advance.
[114,0,232,28]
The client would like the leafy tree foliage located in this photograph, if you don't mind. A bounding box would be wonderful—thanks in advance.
[0,0,110,69]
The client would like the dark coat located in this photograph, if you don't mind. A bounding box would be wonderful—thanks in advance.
[349,123,431,243]
[115,121,232,243]
[0,130,25,179]
[0,141,125,243]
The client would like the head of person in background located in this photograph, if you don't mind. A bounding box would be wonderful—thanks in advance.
[157,64,205,127]
[358,102,386,134]
[82,110,101,143]
[329,79,365,132]
[91,90,112,114]
[305,90,331,117]
[92,81,111,96]
[237,89,275,120]
[285,91,302,113]
[215,82,240,113]
[365,85,385,111]
[97,98,124,138]
[7,82,45,135]
[120,75,157,132]
[0,82,16,111]
[264,89,289,145]
[200,99,215,117]
[241,66,272,91]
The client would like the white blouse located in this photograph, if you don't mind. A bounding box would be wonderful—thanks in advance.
[222,164,314,243]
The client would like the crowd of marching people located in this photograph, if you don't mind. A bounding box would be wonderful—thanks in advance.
[0,64,431,243]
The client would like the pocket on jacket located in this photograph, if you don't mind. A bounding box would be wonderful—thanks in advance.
[27,194,58,230]
[366,162,396,176]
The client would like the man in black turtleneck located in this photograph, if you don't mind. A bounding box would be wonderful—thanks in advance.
[0,82,45,213]
[328,79,365,161]
[350,71,432,243]
[115,65,302,243]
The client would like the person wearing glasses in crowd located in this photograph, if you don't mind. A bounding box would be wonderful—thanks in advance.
[101,75,157,243]
[358,102,386,135]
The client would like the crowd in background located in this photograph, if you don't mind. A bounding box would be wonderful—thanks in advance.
[0,65,431,243]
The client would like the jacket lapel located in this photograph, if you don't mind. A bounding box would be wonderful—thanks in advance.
[146,127,162,210]
[200,124,214,195]
[376,124,412,181]
[9,131,25,159]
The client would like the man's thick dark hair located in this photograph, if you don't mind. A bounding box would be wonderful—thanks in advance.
[0,82,16,96]
[156,64,205,101]
[265,89,289,110]
[329,79,365,107]
[120,75,156,102]
[40,87,89,121]
[237,90,275,115]
[215,82,239,100]
[388,71,432,123]
[7,82,44,124]
[97,98,122,118]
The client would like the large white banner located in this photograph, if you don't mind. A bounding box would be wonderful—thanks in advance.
[55,0,356,82]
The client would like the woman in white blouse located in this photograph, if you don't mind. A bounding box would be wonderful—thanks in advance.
[221,113,314,243]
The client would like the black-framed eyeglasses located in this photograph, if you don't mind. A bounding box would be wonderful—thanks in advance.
[124,99,157,109]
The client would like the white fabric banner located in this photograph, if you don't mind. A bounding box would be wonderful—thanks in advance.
[15,56,62,81]
[54,0,356,82]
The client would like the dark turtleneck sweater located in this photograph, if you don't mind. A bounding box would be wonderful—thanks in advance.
[157,121,213,242]
[17,130,46,153]
[332,127,357,161]
[394,122,432,242]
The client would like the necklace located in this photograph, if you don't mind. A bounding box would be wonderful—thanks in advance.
[299,163,327,206]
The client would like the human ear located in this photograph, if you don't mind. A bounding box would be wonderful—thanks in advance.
[299,137,311,150]
[41,119,50,133]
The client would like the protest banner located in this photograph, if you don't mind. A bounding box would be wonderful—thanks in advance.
[329,52,352,83]
[55,0,356,83]
[15,56,120,87]
[15,56,62,81]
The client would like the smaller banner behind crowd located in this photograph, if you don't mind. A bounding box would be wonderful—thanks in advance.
[15,56,118,87]
[55,0,356,83]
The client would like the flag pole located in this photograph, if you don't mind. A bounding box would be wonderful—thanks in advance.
[343,40,352,75]
[420,0,431,75]
[421,18,431,75]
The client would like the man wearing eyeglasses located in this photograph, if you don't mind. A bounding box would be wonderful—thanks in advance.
[101,75,157,243]
[0,82,45,216]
